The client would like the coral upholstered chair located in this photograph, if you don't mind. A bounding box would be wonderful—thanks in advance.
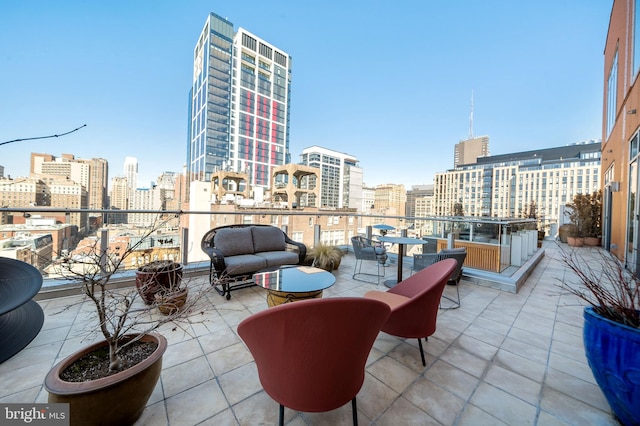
[364,258,456,366]
[237,297,390,426]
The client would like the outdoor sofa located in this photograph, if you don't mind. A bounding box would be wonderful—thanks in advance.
[200,224,307,300]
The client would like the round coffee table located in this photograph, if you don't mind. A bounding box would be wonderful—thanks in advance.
[253,265,336,307]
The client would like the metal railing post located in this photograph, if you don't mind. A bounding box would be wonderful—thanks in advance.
[314,224,321,246]
[100,229,108,272]
[181,227,189,266]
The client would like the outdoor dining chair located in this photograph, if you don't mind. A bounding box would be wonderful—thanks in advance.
[364,259,456,366]
[237,297,390,426]
[412,248,466,310]
[351,236,388,284]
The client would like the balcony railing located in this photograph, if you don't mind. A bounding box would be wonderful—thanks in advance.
[0,207,539,291]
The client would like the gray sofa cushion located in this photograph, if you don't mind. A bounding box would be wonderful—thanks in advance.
[255,251,300,268]
[223,254,267,276]
[215,227,255,257]
[251,226,286,253]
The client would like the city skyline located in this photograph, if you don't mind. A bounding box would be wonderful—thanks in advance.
[1,1,611,188]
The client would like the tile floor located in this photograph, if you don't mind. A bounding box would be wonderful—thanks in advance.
[0,241,619,425]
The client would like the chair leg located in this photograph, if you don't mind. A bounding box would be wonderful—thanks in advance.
[440,281,461,310]
[417,338,426,366]
[351,397,358,426]
[279,404,284,426]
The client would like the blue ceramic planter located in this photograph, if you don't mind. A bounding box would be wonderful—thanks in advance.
[583,307,640,425]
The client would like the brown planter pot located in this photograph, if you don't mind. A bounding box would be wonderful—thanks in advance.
[155,287,188,315]
[45,333,167,426]
[567,236,585,247]
[558,224,572,243]
[584,237,602,247]
[135,261,183,304]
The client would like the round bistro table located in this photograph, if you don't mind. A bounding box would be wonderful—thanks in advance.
[253,265,336,307]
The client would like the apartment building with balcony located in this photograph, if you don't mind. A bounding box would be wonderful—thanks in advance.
[187,13,292,188]
[434,140,601,228]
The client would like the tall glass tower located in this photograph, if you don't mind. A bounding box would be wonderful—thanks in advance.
[187,13,292,188]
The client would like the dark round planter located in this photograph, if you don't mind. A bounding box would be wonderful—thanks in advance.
[45,333,167,426]
[583,307,640,425]
[135,261,183,304]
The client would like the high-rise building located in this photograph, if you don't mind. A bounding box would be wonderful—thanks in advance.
[300,146,362,209]
[79,158,108,210]
[187,13,292,188]
[48,179,87,231]
[453,136,490,167]
[434,140,601,227]
[128,187,163,226]
[30,153,108,209]
[124,157,138,190]
[373,184,406,229]
[109,176,129,224]
[406,184,434,229]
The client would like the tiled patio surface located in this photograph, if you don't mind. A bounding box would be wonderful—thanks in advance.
[0,241,619,425]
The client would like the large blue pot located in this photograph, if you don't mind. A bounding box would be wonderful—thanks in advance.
[583,306,640,425]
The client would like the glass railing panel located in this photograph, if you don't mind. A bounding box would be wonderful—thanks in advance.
[0,207,539,289]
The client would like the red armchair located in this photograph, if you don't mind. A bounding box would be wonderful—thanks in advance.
[237,297,390,426]
[364,258,456,366]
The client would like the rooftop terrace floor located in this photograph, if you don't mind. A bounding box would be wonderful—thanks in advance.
[0,241,618,425]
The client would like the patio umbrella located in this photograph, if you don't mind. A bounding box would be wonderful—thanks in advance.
[372,224,395,231]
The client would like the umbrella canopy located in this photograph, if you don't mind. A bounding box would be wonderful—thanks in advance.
[372,224,395,231]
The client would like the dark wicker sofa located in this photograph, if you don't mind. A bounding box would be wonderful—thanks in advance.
[200,224,307,300]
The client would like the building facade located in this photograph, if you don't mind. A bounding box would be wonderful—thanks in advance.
[406,184,434,230]
[373,184,406,229]
[454,136,490,167]
[434,141,601,228]
[603,0,640,269]
[124,157,138,190]
[300,146,362,209]
[187,13,292,189]
[30,153,108,210]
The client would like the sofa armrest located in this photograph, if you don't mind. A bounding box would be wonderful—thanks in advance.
[284,236,307,264]
[202,247,226,275]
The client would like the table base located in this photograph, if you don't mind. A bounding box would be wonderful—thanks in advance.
[383,279,398,289]
[266,289,323,307]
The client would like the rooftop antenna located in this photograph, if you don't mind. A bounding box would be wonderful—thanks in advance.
[468,90,474,140]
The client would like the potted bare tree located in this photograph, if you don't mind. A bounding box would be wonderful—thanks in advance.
[44,219,209,425]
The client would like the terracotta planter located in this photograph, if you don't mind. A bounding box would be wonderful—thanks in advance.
[558,224,572,243]
[135,261,183,304]
[45,333,167,426]
[567,236,584,247]
[155,287,188,315]
[584,237,602,247]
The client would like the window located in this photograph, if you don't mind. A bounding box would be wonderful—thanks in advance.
[607,49,618,138]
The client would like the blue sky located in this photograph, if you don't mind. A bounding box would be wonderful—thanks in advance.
[1,1,612,189]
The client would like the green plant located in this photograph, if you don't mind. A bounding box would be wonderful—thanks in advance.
[565,191,602,238]
[306,244,344,271]
[561,247,639,328]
